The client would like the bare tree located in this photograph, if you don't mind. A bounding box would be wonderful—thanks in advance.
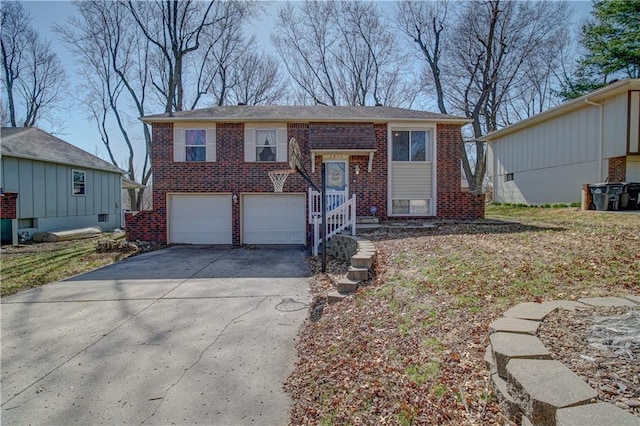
[229,51,288,105]
[1,1,66,128]
[57,1,152,210]
[396,0,571,191]
[125,0,257,113]
[395,0,449,114]
[273,0,416,107]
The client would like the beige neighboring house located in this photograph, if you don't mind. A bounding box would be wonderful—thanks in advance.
[485,79,640,205]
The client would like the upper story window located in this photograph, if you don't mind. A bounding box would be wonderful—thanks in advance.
[392,130,432,162]
[244,127,287,163]
[256,129,277,162]
[72,169,86,196]
[185,129,206,162]
[173,127,216,162]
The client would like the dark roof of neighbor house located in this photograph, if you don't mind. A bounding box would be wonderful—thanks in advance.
[1,127,124,174]
[141,105,472,124]
[484,78,640,141]
[309,123,377,151]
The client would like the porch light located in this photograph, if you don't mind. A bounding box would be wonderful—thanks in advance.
[232,194,238,204]
[354,164,360,175]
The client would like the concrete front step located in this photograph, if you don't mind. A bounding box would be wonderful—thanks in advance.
[351,253,375,269]
[347,266,369,281]
[337,277,360,294]
[506,359,598,426]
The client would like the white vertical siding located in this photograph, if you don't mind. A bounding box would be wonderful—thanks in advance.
[391,162,433,199]
[602,92,629,158]
[629,92,640,154]
[492,105,600,178]
[1,156,122,231]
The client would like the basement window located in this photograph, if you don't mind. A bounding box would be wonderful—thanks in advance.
[504,173,514,182]
[98,214,109,222]
[18,218,37,229]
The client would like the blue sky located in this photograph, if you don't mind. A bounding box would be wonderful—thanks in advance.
[22,0,594,171]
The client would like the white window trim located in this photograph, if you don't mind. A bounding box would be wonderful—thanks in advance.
[244,125,287,163]
[387,124,437,217]
[72,169,86,197]
[391,129,433,163]
[173,127,216,162]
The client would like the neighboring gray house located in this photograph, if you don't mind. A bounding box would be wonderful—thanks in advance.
[1,127,125,244]
[485,79,640,204]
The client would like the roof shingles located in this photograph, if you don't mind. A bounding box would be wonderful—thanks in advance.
[1,127,123,174]
[141,105,470,123]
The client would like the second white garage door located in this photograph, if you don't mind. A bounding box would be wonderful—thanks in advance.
[169,194,232,244]
[243,194,306,244]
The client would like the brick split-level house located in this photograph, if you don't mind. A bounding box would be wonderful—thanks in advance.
[125,105,484,248]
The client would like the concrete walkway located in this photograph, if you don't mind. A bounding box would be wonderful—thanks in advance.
[1,246,310,425]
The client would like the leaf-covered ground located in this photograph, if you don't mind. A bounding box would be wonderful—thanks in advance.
[285,206,640,425]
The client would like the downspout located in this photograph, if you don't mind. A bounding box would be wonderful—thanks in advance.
[585,97,605,182]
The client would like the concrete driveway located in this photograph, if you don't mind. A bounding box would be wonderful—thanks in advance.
[1,245,310,425]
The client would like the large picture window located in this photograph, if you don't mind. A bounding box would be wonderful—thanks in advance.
[255,129,277,162]
[185,129,206,162]
[392,130,430,161]
[72,170,86,196]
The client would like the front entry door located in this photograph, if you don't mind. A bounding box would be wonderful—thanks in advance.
[324,160,348,210]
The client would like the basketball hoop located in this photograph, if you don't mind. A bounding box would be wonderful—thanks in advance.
[268,169,295,192]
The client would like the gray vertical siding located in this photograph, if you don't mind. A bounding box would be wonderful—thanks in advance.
[1,156,122,232]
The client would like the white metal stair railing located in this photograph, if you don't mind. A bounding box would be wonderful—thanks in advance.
[311,192,356,256]
[308,188,349,222]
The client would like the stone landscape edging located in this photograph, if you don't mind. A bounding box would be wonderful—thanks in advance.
[485,296,640,426]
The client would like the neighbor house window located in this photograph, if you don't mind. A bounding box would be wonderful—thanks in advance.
[72,170,86,195]
[392,130,431,162]
[185,129,206,162]
[98,214,109,222]
[505,172,514,182]
[18,218,37,229]
[255,129,277,162]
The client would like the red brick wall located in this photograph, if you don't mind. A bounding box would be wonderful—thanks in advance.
[436,124,485,219]
[126,120,484,243]
[608,156,626,182]
[1,192,18,219]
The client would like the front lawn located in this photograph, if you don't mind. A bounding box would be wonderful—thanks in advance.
[1,233,135,297]
[286,205,639,425]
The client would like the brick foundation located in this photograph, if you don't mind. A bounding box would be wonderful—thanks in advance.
[608,156,626,182]
[1,192,18,219]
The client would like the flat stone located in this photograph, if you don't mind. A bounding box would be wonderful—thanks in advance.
[327,291,347,304]
[337,277,359,294]
[503,302,556,321]
[623,295,640,305]
[347,266,369,281]
[577,297,637,307]
[489,317,540,335]
[542,300,591,311]
[351,253,374,269]
[556,402,640,426]
[490,333,551,378]
[506,359,597,426]
[521,415,535,426]
[491,372,521,420]
[484,345,495,372]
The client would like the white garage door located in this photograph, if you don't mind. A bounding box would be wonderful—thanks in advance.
[169,194,232,244]
[243,194,306,244]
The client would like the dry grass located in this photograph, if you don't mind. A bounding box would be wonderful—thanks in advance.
[286,205,639,425]
[1,232,135,297]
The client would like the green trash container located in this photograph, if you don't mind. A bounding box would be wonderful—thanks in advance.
[1,219,12,244]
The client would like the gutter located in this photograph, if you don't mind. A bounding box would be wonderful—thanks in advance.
[584,97,605,182]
